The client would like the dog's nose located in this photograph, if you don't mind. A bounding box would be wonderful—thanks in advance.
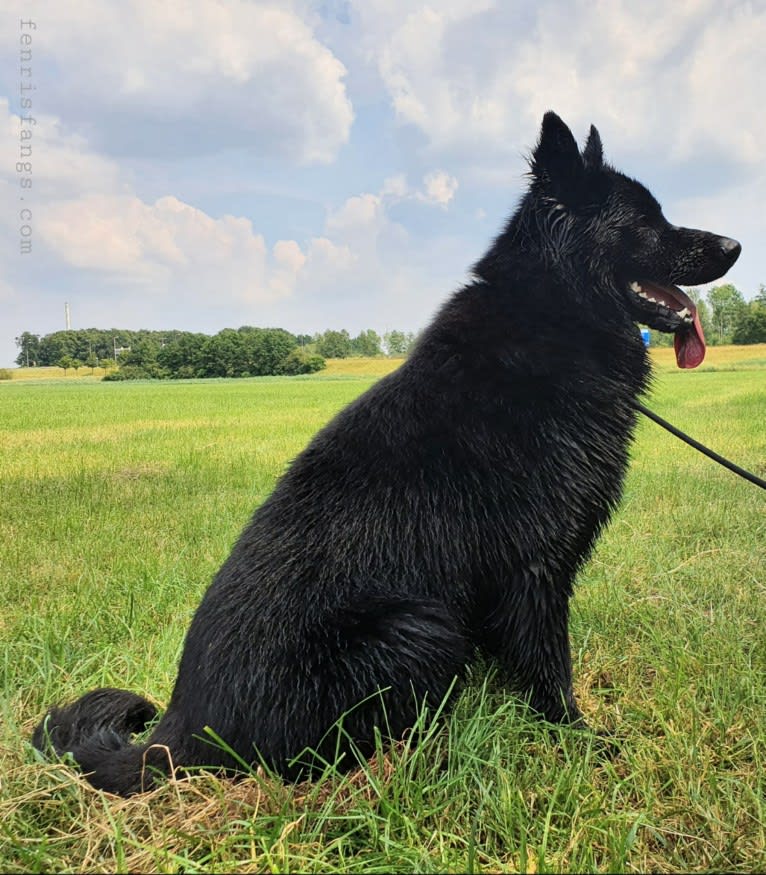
[720,237,741,263]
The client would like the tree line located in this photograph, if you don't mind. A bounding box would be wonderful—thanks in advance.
[14,327,418,379]
[15,282,765,378]
[648,283,766,347]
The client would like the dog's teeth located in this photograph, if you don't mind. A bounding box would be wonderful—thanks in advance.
[678,307,690,319]
[630,282,642,293]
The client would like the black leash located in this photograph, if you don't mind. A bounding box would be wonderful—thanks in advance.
[632,400,766,491]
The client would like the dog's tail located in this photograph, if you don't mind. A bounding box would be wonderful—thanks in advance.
[32,688,170,795]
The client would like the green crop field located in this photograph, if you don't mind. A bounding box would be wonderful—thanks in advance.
[1,349,764,873]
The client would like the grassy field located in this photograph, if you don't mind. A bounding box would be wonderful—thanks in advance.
[1,349,764,873]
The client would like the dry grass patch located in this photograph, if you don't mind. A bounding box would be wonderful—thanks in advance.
[317,357,405,378]
[650,343,766,371]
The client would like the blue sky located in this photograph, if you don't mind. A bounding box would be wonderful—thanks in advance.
[1,0,764,367]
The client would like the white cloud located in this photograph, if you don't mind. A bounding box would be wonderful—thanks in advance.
[0,98,451,336]
[2,0,354,164]
[362,0,766,169]
[305,237,355,275]
[0,100,340,317]
[418,170,458,207]
[380,174,409,201]
[327,192,386,235]
[360,171,459,210]
[682,4,766,164]
[37,194,281,300]
[3,99,122,199]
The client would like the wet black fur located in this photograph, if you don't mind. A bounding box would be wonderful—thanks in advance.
[32,113,740,796]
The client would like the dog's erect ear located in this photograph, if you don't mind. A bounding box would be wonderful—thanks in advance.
[531,111,584,200]
[582,124,603,170]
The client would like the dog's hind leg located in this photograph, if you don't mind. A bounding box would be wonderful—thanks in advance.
[260,596,471,778]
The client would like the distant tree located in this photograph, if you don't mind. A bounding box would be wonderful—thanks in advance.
[351,329,382,357]
[82,330,111,361]
[85,352,99,374]
[686,288,714,343]
[58,354,75,376]
[20,323,404,377]
[645,329,671,348]
[102,365,152,381]
[707,284,747,344]
[155,333,205,377]
[190,328,298,378]
[732,300,766,344]
[199,329,244,377]
[120,339,160,370]
[14,331,40,367]
[316,330,353,359]
[72,358,83,376]
[383,330,415,356]
[242,327,297,376]
[281,348,326,375]
[40,332,77,366]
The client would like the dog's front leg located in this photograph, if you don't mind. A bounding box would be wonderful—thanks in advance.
[482,569,585,726]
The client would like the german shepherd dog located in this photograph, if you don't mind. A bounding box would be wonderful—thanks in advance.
[33,112,740,795]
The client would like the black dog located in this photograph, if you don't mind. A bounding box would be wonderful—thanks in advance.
[33,112,740,795]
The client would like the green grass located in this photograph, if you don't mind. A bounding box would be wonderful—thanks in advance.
[1,351,765,873]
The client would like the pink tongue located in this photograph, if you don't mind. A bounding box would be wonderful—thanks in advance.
[674,309,706,369]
